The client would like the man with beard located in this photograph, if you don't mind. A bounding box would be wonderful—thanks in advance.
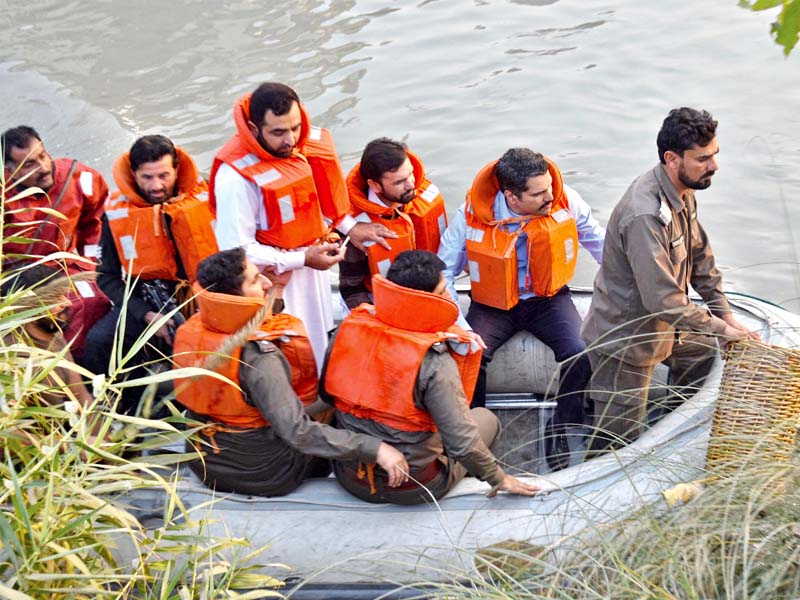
[339,137,448,309]
[1,126,111,362]
[84,135,217,413]
[438,147,604,471]
[211,82,396,372]
[581,107,758,454]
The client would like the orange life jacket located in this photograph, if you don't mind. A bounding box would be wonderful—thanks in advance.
[209,94,350,250]
[173,287,319,428]
[3,157,108,271]
[464,157,578,310]
[346,149,447,277]
[105,147,218,281]
[324,275,482,432]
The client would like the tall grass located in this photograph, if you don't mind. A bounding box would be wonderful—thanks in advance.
[0,162,284,598]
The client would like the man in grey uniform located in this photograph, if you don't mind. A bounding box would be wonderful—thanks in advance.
[581,107,757,453]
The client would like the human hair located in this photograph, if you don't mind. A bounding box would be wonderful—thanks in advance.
[656,107,718,164]
[359,138,408,183]
[129,135,178,172]
[494,148,548,197]
[2,125,42,163]
[249,82,300,125]
[196,248,248,296]
[386,250,445,293]
[1,264,59,297]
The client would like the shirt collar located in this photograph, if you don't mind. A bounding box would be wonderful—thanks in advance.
[655,163,689,212]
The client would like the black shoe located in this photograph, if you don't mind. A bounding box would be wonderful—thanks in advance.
[545,418,570,472]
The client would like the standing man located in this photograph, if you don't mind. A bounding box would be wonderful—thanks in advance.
[84,135,217,412]
[211,82,396,371]
[438,148,604,470]
[172,248,409,497]
[322,250,538,504]
[339,137,447,309]
[1,125,111,361]
[581,107,756,454]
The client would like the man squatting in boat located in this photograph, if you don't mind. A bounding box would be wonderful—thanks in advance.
[437,148,605,471]
[322,249,539,503]
[582,107,760,455]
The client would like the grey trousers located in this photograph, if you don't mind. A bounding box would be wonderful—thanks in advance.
[586,333,718,455]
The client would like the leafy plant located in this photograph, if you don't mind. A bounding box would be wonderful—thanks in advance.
[740,0,800,55]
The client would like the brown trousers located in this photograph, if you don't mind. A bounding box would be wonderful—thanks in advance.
[335,408,500,505]
[586,333,718,455]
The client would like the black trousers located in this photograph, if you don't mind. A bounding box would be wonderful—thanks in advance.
[466,286,590,426]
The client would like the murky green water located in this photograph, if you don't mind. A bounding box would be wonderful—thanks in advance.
[1,0,798,309]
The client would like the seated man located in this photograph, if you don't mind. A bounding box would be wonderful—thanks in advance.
[2,125,111,362]
[172,248,408,497]
[582,107,756,454]
[339,137,448,309]
[84,135,217,413]
[438,148,605,470]
[322,250,538,504]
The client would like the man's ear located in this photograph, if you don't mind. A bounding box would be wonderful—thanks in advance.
[366,178,382,196]
[246,120,259,138]
[663,150,681,171]
[503,188,517,207]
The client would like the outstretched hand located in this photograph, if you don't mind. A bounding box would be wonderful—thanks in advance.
[486,474,539,497]
[375,442,409,488]
[721,313,761,342]
[347,222,398,251]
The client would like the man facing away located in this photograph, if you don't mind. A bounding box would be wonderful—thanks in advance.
[172,248,408,497]
[339,137,448,309]
[322,250,538,504]
[211,82,397,372]
[437,148,605,470]
[1,125,111,362]
[581,107,758,454]
[84,135,217,413]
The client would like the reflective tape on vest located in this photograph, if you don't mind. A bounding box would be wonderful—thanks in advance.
[196,191,209,202]
[253,168,281,187]
[420,183,439,203]
[83,244,98,258]
[551,208,571,223]
[377,258,392,276]
[233,153,260,170]
[79,171,93,196]
[468,260,480,283]
[308,126,323,141]
[564,238,575,263]
[466,226,485,243]
[106,208,129,221]
[120,235,138,260]
[278,195,296,223]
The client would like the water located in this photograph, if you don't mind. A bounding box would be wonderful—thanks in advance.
[2,0,798,310]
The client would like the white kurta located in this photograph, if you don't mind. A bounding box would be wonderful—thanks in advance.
[213,162,334,373]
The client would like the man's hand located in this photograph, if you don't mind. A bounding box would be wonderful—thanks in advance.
[304,242,345,270]
[144,310,176,346]
[347,222,398,251]
[375,442,409,488]
[463,330,487,351]
[262,265,292,287]
[721,313,761,342]
[486,474,539,497]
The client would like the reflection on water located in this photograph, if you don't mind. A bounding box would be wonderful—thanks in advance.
[0,0,798,309]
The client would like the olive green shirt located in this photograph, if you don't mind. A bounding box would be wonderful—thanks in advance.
[582,164,730,366]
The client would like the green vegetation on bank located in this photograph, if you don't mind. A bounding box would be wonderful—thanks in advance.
[741,0,800,55]
[0,173,284,598]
